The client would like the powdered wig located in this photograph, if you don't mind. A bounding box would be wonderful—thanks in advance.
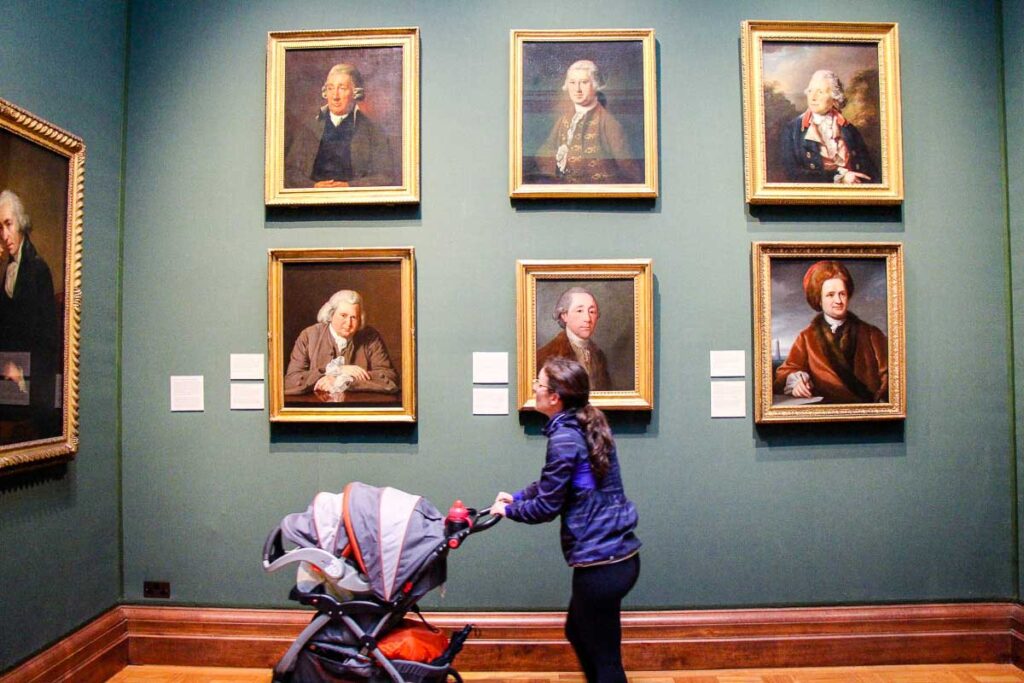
[317,289,366,327]
[561,59,606,92]
[552,287,598,329]
[541,356,614,480]
[805,69,847,109]
[802,260,855,311]
[322,63,365,102]
[0,190,31,235]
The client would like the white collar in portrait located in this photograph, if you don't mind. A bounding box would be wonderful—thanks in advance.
[566,327,592,348]
[328,104,360,127]
[823,313,846,332]
[573,102,598,117]
[328,324,351,354]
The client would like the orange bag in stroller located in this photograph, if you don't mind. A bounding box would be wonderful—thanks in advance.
[377,621,449,662]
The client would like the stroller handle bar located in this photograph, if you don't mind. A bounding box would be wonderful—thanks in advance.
[467,506,502,532]
[443,505,500,550]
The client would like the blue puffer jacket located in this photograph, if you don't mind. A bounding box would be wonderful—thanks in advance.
[505,410,641,567]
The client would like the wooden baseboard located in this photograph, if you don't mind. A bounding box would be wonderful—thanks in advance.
[0,607,128,683]
[5,602,1024,679]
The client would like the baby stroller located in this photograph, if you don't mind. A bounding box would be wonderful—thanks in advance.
[262,481,499,682]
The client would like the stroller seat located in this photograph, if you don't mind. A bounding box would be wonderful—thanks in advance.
[263,482,496,683]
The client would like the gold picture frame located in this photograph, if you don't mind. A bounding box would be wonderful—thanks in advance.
[265,27,419,206]
[752,242,905,423]
[509,29,658,199]
[517,259,653,411]
[268,247,416,422]
[0,97,84,474]
[741,21,903,205]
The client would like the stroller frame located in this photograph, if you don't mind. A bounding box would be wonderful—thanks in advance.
[263,498,498,683]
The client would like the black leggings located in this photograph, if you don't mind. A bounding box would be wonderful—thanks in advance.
[564,554,640,682]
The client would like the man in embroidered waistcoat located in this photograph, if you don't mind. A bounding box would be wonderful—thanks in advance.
[533,59,643,185]
[774,261,888,404]
[0,190,61,440]
[780,70,878,184]
[284,63,397,189]
[285,289,398,397]
[537,287,612,390]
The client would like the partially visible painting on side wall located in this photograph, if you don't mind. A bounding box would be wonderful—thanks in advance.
[0,97,84,474]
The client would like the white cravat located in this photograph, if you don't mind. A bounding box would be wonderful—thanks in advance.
[328,326,351,356]
[565,102,597,145]
[811,112,840,160]
[565,327,594,366]
[823,313,846,334]
[328,105,358,127]
[5,241,22,298]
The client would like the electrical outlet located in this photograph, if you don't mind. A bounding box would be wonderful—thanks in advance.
[143,581,170,599]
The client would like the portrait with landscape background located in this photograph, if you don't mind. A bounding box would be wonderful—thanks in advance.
[741,21,903,205]
[761,42,881,183]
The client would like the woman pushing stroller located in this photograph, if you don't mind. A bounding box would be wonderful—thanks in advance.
[489,357,641,683]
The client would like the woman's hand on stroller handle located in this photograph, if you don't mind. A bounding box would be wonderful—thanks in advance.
[467,505,502,532]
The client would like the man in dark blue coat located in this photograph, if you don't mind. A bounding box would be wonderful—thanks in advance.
[284,63,397,189]
[0,190,61,441]
[780,69,878,184]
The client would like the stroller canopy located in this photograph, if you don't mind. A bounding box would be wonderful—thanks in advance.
[280,482,446,602]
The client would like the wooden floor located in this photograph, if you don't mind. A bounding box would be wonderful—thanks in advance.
[107,663,1024,682]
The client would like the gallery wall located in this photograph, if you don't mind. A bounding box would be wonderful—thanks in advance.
[0,0,128,672]
[116,0,1016,611]
[1005,0,1024,595]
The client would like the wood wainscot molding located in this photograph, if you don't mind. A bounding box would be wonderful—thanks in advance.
[1012,603,1024,667]
[0,607,127,683]
[5,602,1024,678]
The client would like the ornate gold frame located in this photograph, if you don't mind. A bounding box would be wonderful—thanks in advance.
[268,248,416,422]
[752,242,905,423]
[265,27,420,206]
[517,259,653,410]
[0,99,83,474]
[509,29,658,199]
[741,21,903,205]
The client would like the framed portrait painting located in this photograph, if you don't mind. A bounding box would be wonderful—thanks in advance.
[752,242,905,423]
[509,29,658,199]
[517,259,653,411]
[741,21,903,205]
[0,98,83,474]
[268,248,416,422]
[265,27,419,206]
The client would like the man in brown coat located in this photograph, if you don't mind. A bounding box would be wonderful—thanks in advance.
[773,261,888,404]
[285,289,398,396]
[537,287,611,390]
[532,60,642,185]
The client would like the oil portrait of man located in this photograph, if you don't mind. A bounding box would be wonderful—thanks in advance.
[761,42,883,185]
[0,114,75,458]
[520,39,647,187]
[0,189,61,441]
[285,289,398,399]
[280,42,406,192]
[535,281,635,392]
[771,259,888,405]
[280,261,404,409]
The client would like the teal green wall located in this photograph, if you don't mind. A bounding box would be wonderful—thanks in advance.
[119,0,1016,610]
[1006,0,1024,596]
[0,0,127,672]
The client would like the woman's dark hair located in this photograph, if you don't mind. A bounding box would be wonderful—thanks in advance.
[542,357,614,479]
